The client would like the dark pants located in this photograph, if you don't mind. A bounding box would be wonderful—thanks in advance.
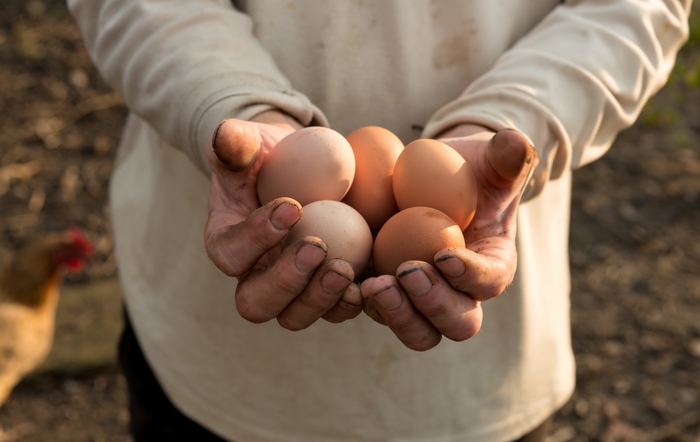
[118,310,550,442]
[118,310,227,441]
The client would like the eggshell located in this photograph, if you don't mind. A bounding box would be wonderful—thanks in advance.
[282,200,373,277]
[342,126,404,229]
[257,127,355,207]
[392,139,477,231]
[372,207,465,276]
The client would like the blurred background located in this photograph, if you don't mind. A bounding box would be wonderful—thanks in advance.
[0,1,698,441]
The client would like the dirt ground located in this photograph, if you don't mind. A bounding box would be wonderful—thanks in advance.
[0,1,699,441]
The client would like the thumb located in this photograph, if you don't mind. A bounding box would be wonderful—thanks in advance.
[210,119,262,172]
[486,129,538,182]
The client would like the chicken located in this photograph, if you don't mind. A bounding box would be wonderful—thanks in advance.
[0,228,93,405]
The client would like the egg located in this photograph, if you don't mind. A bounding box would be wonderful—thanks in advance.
[282,200,373,277]
[372,206,466,276]
[257,127,355,207]
[392,139,477,231]
[342,126,404,229]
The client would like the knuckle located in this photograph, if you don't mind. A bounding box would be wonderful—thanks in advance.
[448,326,478,342]
[474,289,501,302]
[276,315,308,331]
[330,303,362,322]
[404,333,442,352]
[321,312,345,324]
[249,211,285,248]
[446,316,483,342]
[472,274,512,301]
[338,298,363,316]
[488,282,510,299]
[220,255,248,277]
[363,303,387,325]
[235,296,273,324]
[418,301,450,319]
[205,235,252,277]
[387,311,418,333]
[272,270,306,297]
[298,291,333,313]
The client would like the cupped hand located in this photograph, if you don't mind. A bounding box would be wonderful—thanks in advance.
[361,124,538,351]
[204,111,363,330]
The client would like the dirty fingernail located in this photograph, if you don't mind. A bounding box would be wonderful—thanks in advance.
[295,243,326,273]
[373,285,403,311]
[435,256,466,278]
[397,267,433,297]
[321,271,352,295]
[271,202,301,230]
[212,120,226,152]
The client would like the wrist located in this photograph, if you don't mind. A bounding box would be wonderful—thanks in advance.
[436,123,495,139]
[250,110,304,131]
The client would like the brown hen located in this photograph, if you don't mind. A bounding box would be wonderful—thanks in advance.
[0,228,93,405]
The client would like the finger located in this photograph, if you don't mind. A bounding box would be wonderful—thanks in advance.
[205,198,302,276]
[210,119,261,172]
[485,129,538,186]
[434,240,516,302]
[362,275,442,351]
[360,278,387,325]
[323,282,363,323]
[234,237,327,323]
[396,262,482,342]
[277,259,355,330]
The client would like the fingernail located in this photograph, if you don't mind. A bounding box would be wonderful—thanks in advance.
[321,271,352,294]
[212,120,226,153]
[435,255,466,278]
[295,243,326,273]
[397,267,433,297]
[271,202,301,230]
[373,285,403,311]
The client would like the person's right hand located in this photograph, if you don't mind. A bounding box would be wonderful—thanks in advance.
[204,111,363,330]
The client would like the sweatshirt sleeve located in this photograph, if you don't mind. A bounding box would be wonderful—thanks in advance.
[67,0,328,176]
[422,0,690,199]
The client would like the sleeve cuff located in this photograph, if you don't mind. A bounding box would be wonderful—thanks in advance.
[421,87,570,181]
[189,84,329,177]
[421,87,575,201]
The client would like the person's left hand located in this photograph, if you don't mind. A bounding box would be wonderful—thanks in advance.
[360,124,538,351]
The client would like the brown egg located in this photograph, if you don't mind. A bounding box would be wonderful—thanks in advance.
[342,126,404,229]
[392,139,477,231]
[372,207,465,276]
[257,127,355,207]
[282,200,373,277]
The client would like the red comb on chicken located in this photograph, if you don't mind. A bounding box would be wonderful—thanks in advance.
[0,229,94,405]
[57,228,94,272]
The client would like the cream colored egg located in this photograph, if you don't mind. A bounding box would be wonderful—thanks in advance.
[257,127,355,207]
[282,200,373,278]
